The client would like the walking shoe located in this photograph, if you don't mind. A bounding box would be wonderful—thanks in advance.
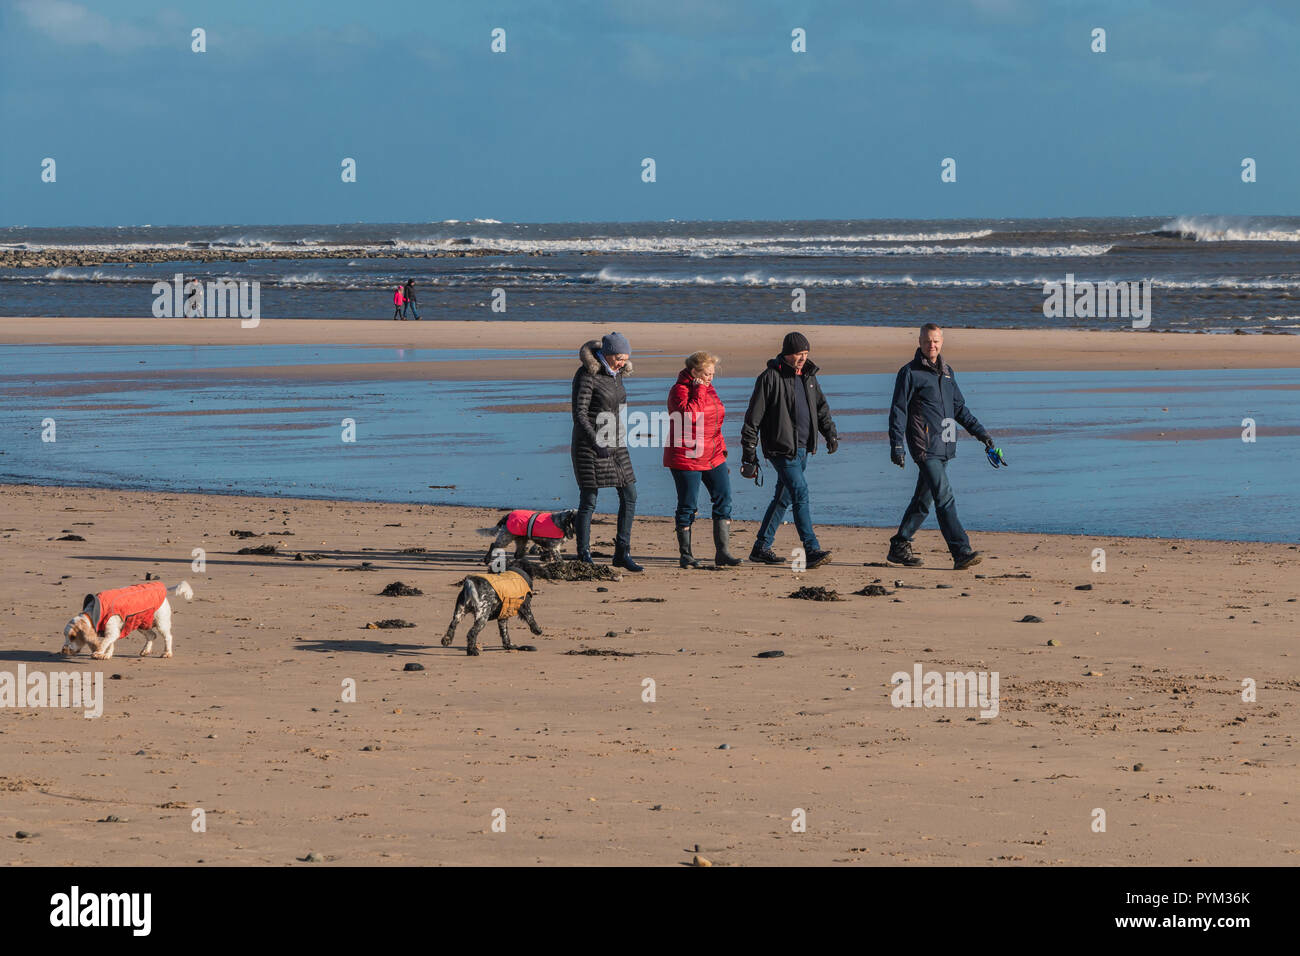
[612,545,644,573]
[952,550,983,570]
[749,544,782,565]
[887,536,923,567]
[804,548,833,569]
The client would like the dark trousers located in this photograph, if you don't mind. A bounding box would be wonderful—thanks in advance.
[669,462,732,527]
[755,448,820,551]
[577,483,637,550]
[895,457,971,556]
[402,301,420,319]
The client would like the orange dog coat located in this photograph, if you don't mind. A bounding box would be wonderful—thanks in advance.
[87,581,167,638]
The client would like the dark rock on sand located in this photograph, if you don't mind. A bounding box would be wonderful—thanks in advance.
[57,534,85,541]
[526,560,621,582]
[366,619,415,629]
[403,662,425,671]
[755,650,785,658]
[1018,615,1044,623]
[856,584,894,597]
[380,581,423,597]
[789,586,841,601]
[237,544,277,555]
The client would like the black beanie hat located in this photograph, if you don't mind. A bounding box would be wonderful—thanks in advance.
[781,331,810,355]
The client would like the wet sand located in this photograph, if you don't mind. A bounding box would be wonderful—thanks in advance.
[4,318,1300,382]
[1,484,1295,866]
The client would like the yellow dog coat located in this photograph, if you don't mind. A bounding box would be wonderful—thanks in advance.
[480,570,531,618]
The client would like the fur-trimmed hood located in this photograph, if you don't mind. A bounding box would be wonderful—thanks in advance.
[580,339,634,376]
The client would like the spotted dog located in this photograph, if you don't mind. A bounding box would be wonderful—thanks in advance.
[478,509,576,566]
[442,562,542,656]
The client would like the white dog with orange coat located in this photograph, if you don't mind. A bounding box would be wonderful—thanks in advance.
[62,580,193,660]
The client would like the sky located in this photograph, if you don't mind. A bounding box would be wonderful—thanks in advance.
[2,0,1298,226]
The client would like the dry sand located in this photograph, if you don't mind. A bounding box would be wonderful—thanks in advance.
[1,484,1295,866]
[4,318,1300,382]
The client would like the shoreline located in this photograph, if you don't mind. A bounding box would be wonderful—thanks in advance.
[3,319,1300,380]
[0,483,1287,546]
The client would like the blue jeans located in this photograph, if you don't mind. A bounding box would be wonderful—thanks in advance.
[755,449,820,551]
[670,463,732,527]
[577,483,637,550]
[895,457,971,556]
[402,302,420,319]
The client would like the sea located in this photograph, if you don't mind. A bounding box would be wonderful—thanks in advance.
[4,215,1300,331]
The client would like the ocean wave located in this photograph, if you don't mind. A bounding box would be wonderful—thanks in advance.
[691,242,1112,258]
[588,268,1300,291]
[1155,216,1300,242]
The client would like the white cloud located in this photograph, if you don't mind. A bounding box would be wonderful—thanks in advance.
[15,0,159,51]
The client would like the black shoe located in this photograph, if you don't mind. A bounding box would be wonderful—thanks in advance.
[613,546,644,573]
[712,517,743,567]
[676,527,704,569]
[576,551,595,566]
[953,550,983,570]
[804,548,832,569]
[887,536,923,567]
[749,544,782,565]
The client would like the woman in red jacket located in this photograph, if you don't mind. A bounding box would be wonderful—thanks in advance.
[664,351,743,568]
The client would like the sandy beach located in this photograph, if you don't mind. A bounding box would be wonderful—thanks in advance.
[1,483,1295,866]
[4,318,1300,384]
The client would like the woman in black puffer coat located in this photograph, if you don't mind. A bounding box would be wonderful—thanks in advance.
[571,332,641,572]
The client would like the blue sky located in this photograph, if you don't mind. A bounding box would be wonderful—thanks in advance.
[2,0,1298,226]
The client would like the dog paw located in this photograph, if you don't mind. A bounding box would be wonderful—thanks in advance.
[440,637,453,647]
[530,626,544,636]
[91,651,106,660]
[60,645,74,657]
[162,651,173,658]
[466,646,480,657]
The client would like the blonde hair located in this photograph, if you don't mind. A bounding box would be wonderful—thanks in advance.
[685,351,720,372]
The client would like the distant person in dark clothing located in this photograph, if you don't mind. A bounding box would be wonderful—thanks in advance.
[887,323,994,571]
[402,279,420,320]
[741,331,838,569]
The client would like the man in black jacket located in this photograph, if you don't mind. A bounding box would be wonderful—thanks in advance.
[741,332,838,568]
[887,323,992,570]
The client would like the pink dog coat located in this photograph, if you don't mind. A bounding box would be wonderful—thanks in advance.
[504,510,564,540]
[88,581,167,639]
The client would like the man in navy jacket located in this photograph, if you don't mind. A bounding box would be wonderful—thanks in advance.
[887,324,993,570]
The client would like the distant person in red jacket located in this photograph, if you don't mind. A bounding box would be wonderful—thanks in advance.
[392,285,405,320]
[664,350,742,568]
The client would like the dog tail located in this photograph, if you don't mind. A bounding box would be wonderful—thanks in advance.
[169,580,194,602]
[476,514,510,537]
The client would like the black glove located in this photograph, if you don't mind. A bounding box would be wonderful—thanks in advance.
[594,445,613,460]
[740,447,759,479]
[891,447,906,468]
[826,436,839,454]
[982,436,996,450]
